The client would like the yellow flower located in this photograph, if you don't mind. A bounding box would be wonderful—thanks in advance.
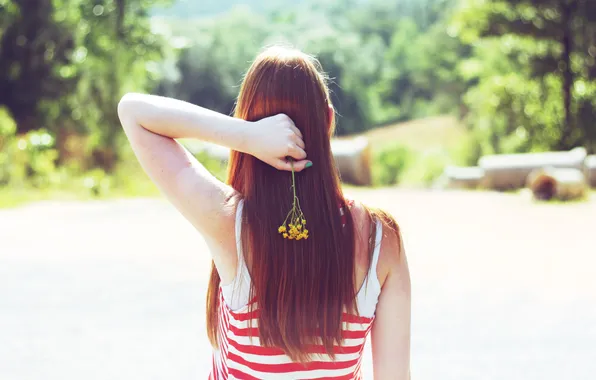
[278,159,308,242]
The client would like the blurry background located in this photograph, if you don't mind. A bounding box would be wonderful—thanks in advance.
[1,0,595,379]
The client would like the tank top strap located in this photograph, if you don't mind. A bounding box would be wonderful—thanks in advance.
[221,199,251,311]
[370,218,383,277]
[355,217,383,317]
[233,199,249,279]
[234,199,244,257]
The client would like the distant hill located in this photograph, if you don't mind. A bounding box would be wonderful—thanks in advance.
[356,116,466,152]
[152,0,307,18]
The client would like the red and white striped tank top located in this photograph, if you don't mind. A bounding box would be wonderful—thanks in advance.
[209,200,383,379]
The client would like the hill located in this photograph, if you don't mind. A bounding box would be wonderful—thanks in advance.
[357,115,466,153]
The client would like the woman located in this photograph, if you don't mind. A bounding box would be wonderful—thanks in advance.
[118,46,410,379]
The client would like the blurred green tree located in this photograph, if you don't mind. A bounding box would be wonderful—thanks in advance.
[455,0,596,153]
[156,0,467,135]
[0,0,77,133]
[376,0,470,123]
[157,7,270,116]
[0,0,169,170]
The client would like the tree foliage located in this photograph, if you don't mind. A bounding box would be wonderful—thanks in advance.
[156,0,467,135]
[2,0,596,190]
[454,0,596,154]
[0,0,169,170]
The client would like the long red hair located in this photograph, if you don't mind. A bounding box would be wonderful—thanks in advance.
[206,46,397,362]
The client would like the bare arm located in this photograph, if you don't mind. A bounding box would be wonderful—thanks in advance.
[117,93,309,282]
[371,228,411,379]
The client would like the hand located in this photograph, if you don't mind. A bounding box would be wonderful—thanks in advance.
[244,114,312,172]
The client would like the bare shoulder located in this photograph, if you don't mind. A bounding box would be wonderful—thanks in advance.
[347,200,369,233]
[377,214,405,288]
[346,200,405,288]
[356,201,405,289]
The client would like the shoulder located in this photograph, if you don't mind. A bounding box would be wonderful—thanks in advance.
[346,200,368,231]
[351,200,405,289]
[378,215,405,287]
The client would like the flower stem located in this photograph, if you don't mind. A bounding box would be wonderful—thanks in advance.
[290,160,296,201]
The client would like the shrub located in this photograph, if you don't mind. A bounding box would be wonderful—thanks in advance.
[401,149,449,186]
[21,129,60,188]
[372,144,413,186]
[451,131,483,167]
[0,107,17,185]
[0,109,60,188]
[82,169,113,197]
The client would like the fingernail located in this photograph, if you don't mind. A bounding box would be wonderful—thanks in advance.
[305,161,313,168]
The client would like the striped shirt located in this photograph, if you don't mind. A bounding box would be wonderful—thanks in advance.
[209,201,383,379]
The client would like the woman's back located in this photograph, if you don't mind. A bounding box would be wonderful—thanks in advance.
[211,200,385,379]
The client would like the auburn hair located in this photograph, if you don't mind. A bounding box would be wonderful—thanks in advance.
[206,46,399,362]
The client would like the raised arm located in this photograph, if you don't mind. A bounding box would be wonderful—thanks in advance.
[371,227,411,380]
[116,93,309,282]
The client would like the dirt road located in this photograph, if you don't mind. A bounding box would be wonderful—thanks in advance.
[1,189,595,380]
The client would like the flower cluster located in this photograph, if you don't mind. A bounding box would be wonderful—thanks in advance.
[278,161,309,241]
[278,219,308,240]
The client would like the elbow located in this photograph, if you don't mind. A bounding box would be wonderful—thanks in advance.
[118,93,147,129]
[117,93,140,126]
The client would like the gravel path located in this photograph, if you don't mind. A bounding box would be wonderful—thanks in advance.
[1,189,595,380]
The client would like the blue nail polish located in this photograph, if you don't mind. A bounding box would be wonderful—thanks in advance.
[305,161,313,168]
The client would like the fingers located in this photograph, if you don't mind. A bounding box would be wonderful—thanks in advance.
[285,119,305,149]
[292,134,305,150]
[274,158,312,172]
[275,112,306,152]
[289,159,311,172]
[289,124,303,139]
[276,113,303,139]
[287,144,307,160]
[276,113,290,122]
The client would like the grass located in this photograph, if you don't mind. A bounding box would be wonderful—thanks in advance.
[0,187,92,208]
[357,115,467,154]
[0,187,159,209]
[0,174,161,209]
[0,144,229,209]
